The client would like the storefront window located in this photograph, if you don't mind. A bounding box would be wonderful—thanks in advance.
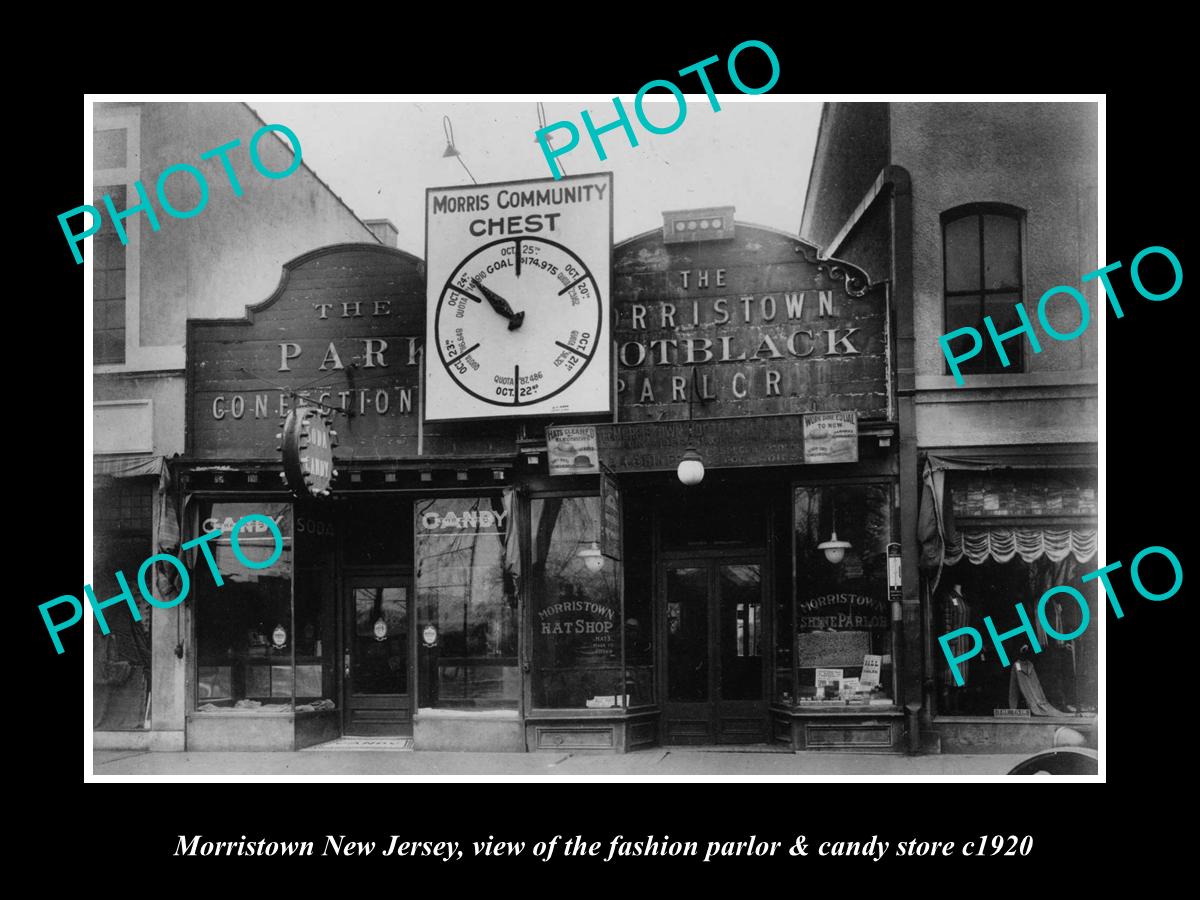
[936,545,1098,717]
[928,471,1099,716]
[194,502,295,712]
[93,478,153,730]
[531,496,624,709]
[415,495,518,709]
[790,484,894,705]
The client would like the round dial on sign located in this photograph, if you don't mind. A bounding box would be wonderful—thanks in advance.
[435,236,603,407]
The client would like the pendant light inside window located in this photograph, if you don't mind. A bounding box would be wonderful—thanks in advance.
[577,541,605,573]
[817,495,852,564]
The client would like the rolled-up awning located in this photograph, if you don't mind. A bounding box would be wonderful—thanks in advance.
[93,453,166,479]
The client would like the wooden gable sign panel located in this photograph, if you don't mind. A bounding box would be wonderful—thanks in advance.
[186,244,519,461]
[612,223,888,422]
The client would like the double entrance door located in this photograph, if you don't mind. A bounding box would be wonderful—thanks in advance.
[342,575,414,735]
[661,555,768,745]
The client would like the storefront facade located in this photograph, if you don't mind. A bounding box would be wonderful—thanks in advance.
[180,209,908,752]
[90,101,384,752]
[801,102,1099,752]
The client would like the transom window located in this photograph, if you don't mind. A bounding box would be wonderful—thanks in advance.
[942,203,1025,375]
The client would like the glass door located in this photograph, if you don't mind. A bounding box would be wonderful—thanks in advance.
[661,557,767,744]
[715,562,766,742]
[343,578,413,735]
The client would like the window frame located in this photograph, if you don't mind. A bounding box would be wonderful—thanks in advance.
[941,202,1027,376]
[92,106,181,373]
[525,488,630,714]
[189,496,296,715]
[92,183,128,364]
[413,491,520,711]
[787,476,899,708]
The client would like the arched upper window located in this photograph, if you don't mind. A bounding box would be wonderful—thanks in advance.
[942,203,1025,375]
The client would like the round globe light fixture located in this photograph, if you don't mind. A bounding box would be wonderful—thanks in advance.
[677,447,705,486]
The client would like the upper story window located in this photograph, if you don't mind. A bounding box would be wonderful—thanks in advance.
[93,184,127,364]
[942,204,1025,375]
[93,107,141,370]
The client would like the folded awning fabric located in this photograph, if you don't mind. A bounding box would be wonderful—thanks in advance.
[93,453,165,479]
[918,454,1096,590]
[945,527,1097,566]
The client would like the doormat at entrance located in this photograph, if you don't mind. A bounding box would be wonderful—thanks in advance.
[301,737,414,751]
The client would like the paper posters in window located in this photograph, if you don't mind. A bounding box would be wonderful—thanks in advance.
[860,654,882,688]
[815,667,842,699]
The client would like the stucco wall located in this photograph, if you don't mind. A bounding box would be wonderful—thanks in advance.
[92,101,380,461]
[892,102,1099,381]
[95,101,379,351]
[890,102,1098,448]
[93,373,186,457]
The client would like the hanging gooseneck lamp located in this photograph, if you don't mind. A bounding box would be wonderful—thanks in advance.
[442,115,477,184]
[817,495,852,564]
[534,102,567,176]
[677,368,706,486]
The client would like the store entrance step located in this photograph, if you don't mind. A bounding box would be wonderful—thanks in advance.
[301,736,414,751]
[666,743,794,754]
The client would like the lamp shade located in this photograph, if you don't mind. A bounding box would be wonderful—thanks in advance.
[677,447,705,486]
[577,542,605,573]
[817,530,852,564]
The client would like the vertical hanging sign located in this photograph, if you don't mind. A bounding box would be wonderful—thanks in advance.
[600,474,622,561]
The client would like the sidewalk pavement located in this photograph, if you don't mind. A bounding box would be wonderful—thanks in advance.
[93,747,1032,777]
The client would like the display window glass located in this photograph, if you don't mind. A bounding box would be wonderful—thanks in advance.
[351,586,408,693]
[92,480,154,730]
[530,495,624,709]
[790,484,894,705]
[194,501,295,712]
[935,553,1098,717]
[415,494,519,709]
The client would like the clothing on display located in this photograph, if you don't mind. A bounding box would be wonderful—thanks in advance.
[1008,658,1067,717]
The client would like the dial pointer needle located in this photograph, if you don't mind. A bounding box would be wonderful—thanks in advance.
[473,279,525,331]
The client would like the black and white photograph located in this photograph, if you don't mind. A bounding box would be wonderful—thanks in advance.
[75,94,1119,784]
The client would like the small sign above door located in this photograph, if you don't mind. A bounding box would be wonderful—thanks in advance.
[802,411,858,464]
[546,425,600,475]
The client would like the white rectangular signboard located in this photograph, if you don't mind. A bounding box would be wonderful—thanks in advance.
[425,172,613,422]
